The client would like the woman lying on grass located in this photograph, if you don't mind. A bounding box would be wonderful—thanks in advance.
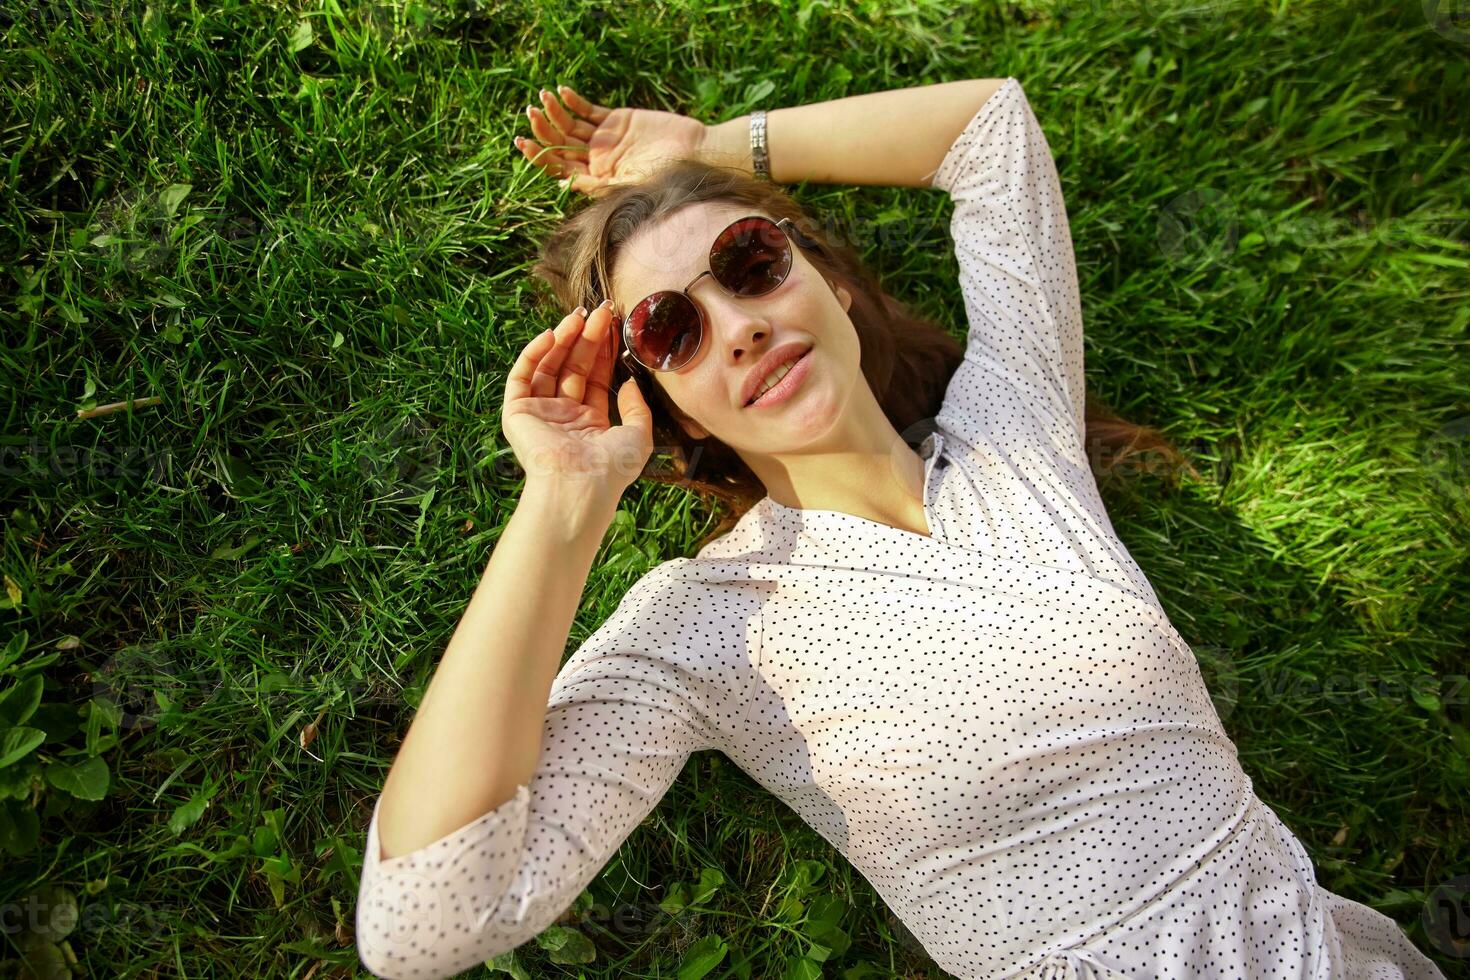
[353,79,1448,980]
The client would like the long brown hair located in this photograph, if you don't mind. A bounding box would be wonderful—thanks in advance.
[529,158,1199,552]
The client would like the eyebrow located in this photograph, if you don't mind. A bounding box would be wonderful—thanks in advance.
[622,238,740,309]
[614,212,753,311]
[614,262,702,313]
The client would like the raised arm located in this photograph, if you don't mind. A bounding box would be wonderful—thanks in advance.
[699,77,1010,187]
[928,77,1089,457]
[370,301,645,862]
[517,78,1008,194]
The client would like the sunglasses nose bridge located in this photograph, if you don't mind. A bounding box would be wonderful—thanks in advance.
[685,268,716,295]
[627,219,791,372]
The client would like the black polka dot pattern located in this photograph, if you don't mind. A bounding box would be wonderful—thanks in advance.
[354,78,1447,980]
[356,569,758,979]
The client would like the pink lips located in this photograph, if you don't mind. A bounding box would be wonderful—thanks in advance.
[745,350,812,408]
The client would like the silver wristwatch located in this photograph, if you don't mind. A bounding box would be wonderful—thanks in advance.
[750,110,770,181]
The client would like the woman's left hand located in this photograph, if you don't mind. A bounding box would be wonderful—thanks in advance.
[515,84,709,198]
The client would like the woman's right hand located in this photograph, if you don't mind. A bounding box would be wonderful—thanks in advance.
[515,85,709,198]
[501,301,654,497]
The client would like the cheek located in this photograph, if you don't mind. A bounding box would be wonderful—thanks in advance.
[658,375,713,423]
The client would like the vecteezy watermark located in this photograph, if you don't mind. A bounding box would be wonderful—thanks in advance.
[1156,189,1467,271]
[1252,670,1466,710]
[87,185,262,277]
[357,874,703,968]
[1424,0,1470,43]
[611,209,948,269]
[563,900,665,938]
[0,894,169,942]
[0,439,178,483]
[886,414,1194,494]
[1082,437,1194,483]
[490,435,716,490]
[814,212,950,254]
[503,0,648,24]
[1156,187,1243,270]
[879,903,930,960]
[0,0,134,27]
[876,416,943,489]
[359,411,446,505]
[642,442,710,489]
[1066,414,1468,500]
[1422,873,1470,959]
[89,643,392,731]
[360,0,654,43]
[81,187,503,284]
[89,644,191,732]
[1421,415,1470,503]
[1190,644,1242,725]
[361,0,442,41]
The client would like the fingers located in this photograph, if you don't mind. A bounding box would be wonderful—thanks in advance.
[516,138,595,183]
[529,310,584,399]
[504,325,561,403]
[537,89,596,145]
[527,92,596,162]
[616,371,652,436]
[514,136,579,177]
[584,308,619,418]
[512,304,616,404]
[526,106,585,161]
[556,84,611,124]
[555,302,615,403]
[514,137,607,197]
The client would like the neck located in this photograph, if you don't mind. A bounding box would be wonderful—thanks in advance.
[742,386,931,536]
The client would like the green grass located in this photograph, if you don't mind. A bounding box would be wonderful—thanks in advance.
[1,0,1467,976]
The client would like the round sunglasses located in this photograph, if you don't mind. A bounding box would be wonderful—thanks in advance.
[612,215,819,376]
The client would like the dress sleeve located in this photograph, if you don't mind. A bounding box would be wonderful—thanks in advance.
[354,566,748,980]
[928,77,1088,458]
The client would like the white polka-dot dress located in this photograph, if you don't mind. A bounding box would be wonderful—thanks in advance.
[355,78,1448,980]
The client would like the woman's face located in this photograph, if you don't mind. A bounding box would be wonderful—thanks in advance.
[609,201,858,455]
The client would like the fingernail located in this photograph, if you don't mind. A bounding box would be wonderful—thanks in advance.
[526,106,535,119]
[573,305,588,318]
[597,298,614,310]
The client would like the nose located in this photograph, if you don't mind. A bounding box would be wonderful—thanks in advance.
[688,280,773,366]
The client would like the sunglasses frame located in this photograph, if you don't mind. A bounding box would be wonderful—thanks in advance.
[612,214,819,378]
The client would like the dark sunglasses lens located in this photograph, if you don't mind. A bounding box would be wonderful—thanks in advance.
[711,217,792,297]
[627,292,701,370]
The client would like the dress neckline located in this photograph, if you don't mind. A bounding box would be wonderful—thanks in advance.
[755,430,945,543]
